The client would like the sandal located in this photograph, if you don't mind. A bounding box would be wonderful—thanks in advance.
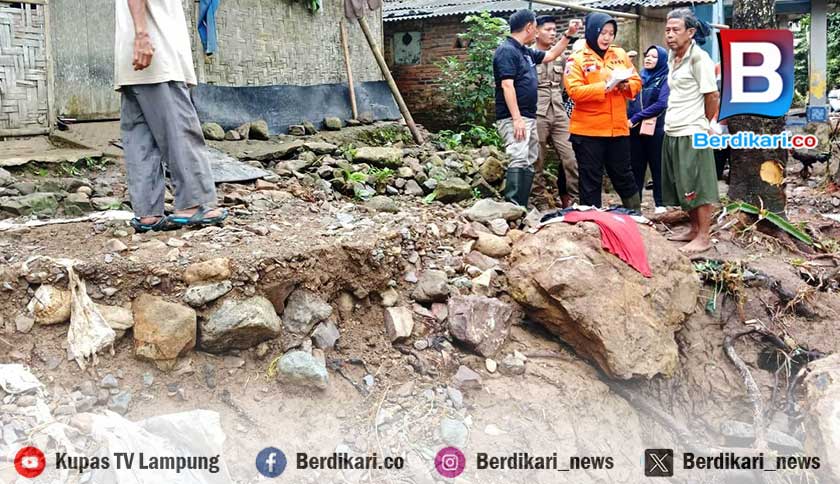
[167,206,229,228]
[130,216,180,233]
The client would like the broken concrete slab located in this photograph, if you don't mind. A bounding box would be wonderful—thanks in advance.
[0,148,104,168]
[205,147,271,183]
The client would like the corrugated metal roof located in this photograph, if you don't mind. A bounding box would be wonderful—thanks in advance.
[581,0,714,8]
[384,0,573,22]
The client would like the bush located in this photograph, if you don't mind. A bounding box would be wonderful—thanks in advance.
[436,124,505,150]
[436,12,508,127]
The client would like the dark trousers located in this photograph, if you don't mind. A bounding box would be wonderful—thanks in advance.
[629,126,665,206]
[570,135,638,207]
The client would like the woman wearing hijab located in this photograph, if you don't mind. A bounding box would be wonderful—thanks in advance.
[563,12,642,210]
[628,45,670,214]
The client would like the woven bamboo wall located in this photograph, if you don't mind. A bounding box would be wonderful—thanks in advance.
[0,2,48,133]
[194,0,384,87]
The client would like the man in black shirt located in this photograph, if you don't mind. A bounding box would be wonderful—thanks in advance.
[494,10,580,207]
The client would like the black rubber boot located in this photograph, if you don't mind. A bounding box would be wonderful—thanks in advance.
[504,168,534,207]
[621,193,642,212]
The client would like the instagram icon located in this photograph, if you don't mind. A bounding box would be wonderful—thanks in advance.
[434,447,466,478]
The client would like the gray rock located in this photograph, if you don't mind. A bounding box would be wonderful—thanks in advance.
[235,122,251,139]
[453,365,482,389]
[379,288,399,307]
[64,192,92,216]
[224,130,242,141]
[76,397,96,413]
[422,178,438,192]
[183,280,233,307]
[91,196,122,211]
[324,117,343,130]
[366,195,398,213]
[201,122,225,141]
[277,351,329,390]
[500,351,527,375]
[464,199,526,223]
[440,418,468,447]
[108,391,132,415]
[353,147,403,168]
[14,314,34,333]
[412,270,450,303]
[0,192,59,217]
[404,179,424,196]
[397,167,414,178]
[303,141,338,154]
[200,296,283,353]
[358,112,374,124]
[446,387,464,409]
[289,125,306,136]
[448,295,516,357]
[303,121,319,135]
[283,289,333,334]
[100,374,119,389]
[488,219,509,236]
[249,120,270,140]
[55,404,76,416]
[311,320,340,349]
[384,307,414,342]
[0,167,12,186]
[434,178,472,203]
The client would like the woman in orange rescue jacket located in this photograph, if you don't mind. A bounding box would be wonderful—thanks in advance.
[564,12,642,210]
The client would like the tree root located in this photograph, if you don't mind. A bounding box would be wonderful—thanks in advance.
[724,330,767,450]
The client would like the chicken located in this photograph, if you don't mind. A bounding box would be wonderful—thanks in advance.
[790,149,831,179]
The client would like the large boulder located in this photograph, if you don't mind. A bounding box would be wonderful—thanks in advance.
[353,147,402,168]
[132,294,197,369]
[200,296,282,353]
[508,222,699,379]
[803,354,840,483]
[448,295,518,357]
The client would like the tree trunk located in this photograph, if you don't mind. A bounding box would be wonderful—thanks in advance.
[726,0,788,214]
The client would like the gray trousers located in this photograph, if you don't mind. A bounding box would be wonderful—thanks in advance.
[496,117,539,172]
[120,81,217,218]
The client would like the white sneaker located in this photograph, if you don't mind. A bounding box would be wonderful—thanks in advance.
[654,206,667,214]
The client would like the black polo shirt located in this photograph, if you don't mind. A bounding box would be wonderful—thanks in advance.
[493,36,546,120]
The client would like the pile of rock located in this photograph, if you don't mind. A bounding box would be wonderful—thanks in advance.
[202,120,270,142]
[0,173,124,219]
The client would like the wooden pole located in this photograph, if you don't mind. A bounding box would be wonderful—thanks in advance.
[340,21,359,120]
[357,16,424,145]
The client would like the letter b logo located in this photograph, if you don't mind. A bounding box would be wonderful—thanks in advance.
[719,30,794,120]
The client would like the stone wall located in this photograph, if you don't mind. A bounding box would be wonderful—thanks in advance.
[188,0,384,87]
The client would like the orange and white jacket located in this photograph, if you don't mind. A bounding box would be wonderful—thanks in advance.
[563,44,641,137]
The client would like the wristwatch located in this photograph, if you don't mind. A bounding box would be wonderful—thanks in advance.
[564,33,575,40]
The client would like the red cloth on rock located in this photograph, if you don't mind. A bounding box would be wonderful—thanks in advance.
[562,210,652,277]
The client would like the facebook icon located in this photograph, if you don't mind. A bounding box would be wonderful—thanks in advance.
[256,447,287,478]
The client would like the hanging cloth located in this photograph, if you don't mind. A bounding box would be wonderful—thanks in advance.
[198,0,220,55]
[344,0,382,20]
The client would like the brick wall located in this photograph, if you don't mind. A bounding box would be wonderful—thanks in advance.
[384,16,467,127]
[188,0,383,86]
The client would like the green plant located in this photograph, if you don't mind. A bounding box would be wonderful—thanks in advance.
[368,167,395,185]
[723,201,814,245]
[358,126,413,147]
[472,187,481,200]
[58,162,81,177]
[83,157,109,171]
[436,12,508,127]
[422,191,437,204]
[435,124,505,150]
[794,14,840,100]
[340,144,357,161]
[693,259,746,313]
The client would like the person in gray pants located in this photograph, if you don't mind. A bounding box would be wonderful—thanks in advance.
[117,0,227,232]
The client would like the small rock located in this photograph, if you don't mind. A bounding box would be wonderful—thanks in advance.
[404,179,424,196]
[249,120,270,140]
[500,351,527,375]
[105,238,128,252]
[277,351,329,390]
[397,167,414,178]
[488,219,509,236]
[303,121,319,135]
[485,358,498,373]
[324,117,343,130]
[142,372,154,387]
[366,195,398,213]
[283,289,333,334]
[200,296,283,353]
[27,285,72,325]
[431,302,449,323]
[336,291,355,320]
[464,199,526,223]
[379,288,399,307]
[464,251,500,271]
[353,147,403,168]
[363,374,375,388]
[479,157,505,184]
[311,320,340,350]
[384,307,414,342]
[100,374,119,389]
[474,232,511,258]
[440,418,468,447]
[183,258,231,284]
[288,125,306,136]
[108,391,132,415]
[224,130,241,141]
[54,404,76,416]
[453,365,482,389]
[434,178,472,203]
[96,304,134,330]
[15,314,34,333]
[183,280,233,307]
[255,342,270,359]
[413,339,429,350]
[446,387,464,409]
[201,122,225,141]
[412,270,450,303]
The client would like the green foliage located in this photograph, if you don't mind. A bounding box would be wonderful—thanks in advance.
[436,12,508,127]
[368,167,395,185]
[723,201,814,245]
[436,124,505,150]
[340,144,357,161]
[422,191,437,204]
[357,126,414,147]
[794,14,840,99]
[58,162,81,177]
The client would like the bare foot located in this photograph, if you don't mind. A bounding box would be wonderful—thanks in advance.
[138,216,162,224]
[668,229,697,242]
[679,237,712,254]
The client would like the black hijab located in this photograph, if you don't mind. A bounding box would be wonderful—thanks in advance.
[584,12,617,59]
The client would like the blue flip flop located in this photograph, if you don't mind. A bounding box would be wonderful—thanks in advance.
[167,207,229,228]
[130,216,180,233]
